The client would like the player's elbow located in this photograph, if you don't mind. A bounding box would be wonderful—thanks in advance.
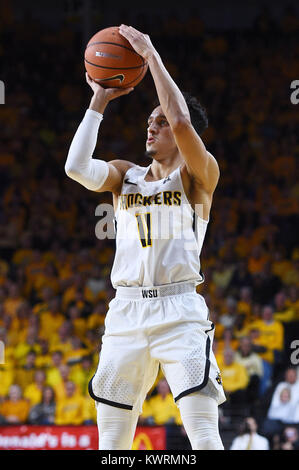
[65,159,79,180]
[171,115,192,133]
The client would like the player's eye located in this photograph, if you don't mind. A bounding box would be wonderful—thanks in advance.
[159,118,168,126]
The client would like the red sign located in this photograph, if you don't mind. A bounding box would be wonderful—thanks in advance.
[0,425,166,450]
[133,427,166,450]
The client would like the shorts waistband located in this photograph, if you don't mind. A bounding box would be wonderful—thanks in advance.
[115,281,196,300]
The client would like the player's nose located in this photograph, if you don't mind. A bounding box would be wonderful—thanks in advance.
[148,121,158,134]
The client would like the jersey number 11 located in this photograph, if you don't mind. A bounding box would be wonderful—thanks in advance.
[135,213,152,248]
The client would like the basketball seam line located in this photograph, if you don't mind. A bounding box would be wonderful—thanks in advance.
[84,58,145,70]
[124,64,148,87]
[86,41,145,61]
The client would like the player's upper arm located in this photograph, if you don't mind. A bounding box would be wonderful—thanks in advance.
[173,119,220,193]
[95,159,135,195]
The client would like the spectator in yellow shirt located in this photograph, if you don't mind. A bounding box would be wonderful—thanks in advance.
[3,282,25,316]
[248,245,269,275]
[237,286,253,322]
[0,360,14,399]
[220,348,249,410]
[48,321,73,355]
[281,259,299,286]
[247,305,284,395]
[285,285,299,320]
[39,297,65,341]
[234,336,264,404]
[248,305,284,363]
[32,285,55,316]
[209,310,224,341]
[140,379,182,426]
[84,329,103,364]
[14,350,37,392]
[69,355,94,396]
[64,336,89,367]
[0,384,30,424]
[87,300,107,331]
[67,305,87,342]
[46,350,64,389]
[9,300,31,344]
[62,273,86,312]
[52,363,80,401]
[31,263,60,298]
[24,369,46,407]
[273,291,296,323]
[82,395,97,425]
[55,380,86,425]
[35,339,52,369]
[216,327,239,364]
[13,324,41,366]
[24,250,46,297]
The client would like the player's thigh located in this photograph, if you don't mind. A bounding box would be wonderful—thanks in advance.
[90,331,150,409]
[90,296,161,411]
[148,293,224,404]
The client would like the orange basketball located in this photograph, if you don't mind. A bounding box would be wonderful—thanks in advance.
[84,26,148,89]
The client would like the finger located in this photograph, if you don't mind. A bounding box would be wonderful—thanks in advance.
[109,87,134,99]
[127,25,143,35]
[85,72,94,85]
[116,87,134,96]
[119,24,135,39]
[118,27,130,39]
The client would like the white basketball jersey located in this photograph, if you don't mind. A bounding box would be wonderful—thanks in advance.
[110,164,208,288]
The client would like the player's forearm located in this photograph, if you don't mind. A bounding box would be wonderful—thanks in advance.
[65,109,109,191]
[147,51,190,129]
[89,91,109,114]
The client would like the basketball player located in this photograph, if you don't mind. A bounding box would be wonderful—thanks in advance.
[65,24,225,450]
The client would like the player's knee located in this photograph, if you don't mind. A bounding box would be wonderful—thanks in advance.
[96,403,139,450]
[192,435,224,450]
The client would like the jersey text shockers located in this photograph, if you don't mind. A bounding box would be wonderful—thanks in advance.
[110,164,208,287]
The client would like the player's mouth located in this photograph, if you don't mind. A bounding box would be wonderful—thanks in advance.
[147,137,156,144]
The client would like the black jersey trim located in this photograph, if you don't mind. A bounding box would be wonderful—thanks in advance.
[174,323,214,402]
[192,212,205,284]
[88,376,133,410]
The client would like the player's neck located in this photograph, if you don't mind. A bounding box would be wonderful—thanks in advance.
[149,154,183,180]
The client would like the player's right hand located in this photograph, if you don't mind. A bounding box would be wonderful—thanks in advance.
[86,72,134,103]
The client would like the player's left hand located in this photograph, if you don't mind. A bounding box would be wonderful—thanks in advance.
[119,25,156,61]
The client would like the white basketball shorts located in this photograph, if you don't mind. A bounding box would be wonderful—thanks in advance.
[88,281,226,412]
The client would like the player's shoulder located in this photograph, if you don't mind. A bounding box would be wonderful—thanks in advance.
[109,159,136,175]
[110,160,148,178]
[206,150,219,166]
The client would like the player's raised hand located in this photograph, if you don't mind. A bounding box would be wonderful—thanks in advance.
[86,72,134,113]
[119,25,156,61]
[86,72,133,99]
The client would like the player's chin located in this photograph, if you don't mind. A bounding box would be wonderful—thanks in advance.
[145,144,157,157]
[145,148,157,158]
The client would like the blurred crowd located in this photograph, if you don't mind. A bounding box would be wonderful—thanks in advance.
[0,1,299,450]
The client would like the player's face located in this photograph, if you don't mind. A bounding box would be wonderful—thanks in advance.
[146,106,177,159]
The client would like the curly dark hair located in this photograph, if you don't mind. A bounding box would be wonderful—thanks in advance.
[153,91,208,136]
[182,91,208,136]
